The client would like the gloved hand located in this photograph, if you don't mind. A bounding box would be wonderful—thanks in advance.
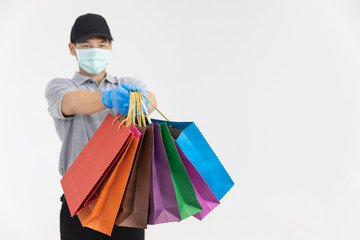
[101,84,149,115]
[121,84,150,112]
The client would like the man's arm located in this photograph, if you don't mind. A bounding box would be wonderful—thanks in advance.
[147,91,157,114]
[61,90,105,116]
[61,90,157,116]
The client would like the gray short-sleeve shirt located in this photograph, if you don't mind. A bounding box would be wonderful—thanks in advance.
[45,71,148,176]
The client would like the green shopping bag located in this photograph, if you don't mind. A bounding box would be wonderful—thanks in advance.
[159,123,203,220]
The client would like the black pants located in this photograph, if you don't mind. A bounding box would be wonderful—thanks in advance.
[60,195,145,240]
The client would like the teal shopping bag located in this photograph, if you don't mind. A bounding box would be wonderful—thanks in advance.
[152,119,234,201]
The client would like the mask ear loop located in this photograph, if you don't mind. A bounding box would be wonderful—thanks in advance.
[73,43,79,60]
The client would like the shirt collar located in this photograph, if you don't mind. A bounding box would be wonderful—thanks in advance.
[105,73,116,83]
[72,71,116,84]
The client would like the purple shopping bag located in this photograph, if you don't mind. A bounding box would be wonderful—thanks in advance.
[148,123,181,224]
[175,142,220,220]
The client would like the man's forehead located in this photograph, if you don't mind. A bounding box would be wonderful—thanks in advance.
[79,36,110,43]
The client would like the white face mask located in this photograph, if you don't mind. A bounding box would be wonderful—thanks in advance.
[75,47,111,75]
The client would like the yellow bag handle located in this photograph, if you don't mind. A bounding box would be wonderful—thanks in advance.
[138,92,169,121]
[112,91,169,129]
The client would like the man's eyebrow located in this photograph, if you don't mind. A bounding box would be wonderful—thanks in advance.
[78,39,108,44]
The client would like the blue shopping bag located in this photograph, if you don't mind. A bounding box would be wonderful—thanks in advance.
[152,119,234,201]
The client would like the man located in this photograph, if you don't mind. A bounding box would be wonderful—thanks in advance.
[45,13,155,240]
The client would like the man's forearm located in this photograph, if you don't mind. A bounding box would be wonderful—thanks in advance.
[62,90,106,115]
[147,91,157,114]
[62,90,158,116]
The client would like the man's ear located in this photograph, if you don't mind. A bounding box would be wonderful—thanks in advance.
[68,42,76,56]
[109,41,112,51]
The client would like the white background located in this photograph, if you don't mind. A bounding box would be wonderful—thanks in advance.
[1,0,360,239]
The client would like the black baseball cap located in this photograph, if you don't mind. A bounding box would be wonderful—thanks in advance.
[70,13,113,43]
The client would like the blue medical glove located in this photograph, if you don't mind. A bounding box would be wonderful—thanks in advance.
[121,84,150,111]
[101,84,133,114]
[101,84,150,115]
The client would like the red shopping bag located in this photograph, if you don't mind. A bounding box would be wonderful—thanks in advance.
[61,114,133,216]
[77,124,142,236]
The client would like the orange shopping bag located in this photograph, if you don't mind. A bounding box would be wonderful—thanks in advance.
[77,124,142,236]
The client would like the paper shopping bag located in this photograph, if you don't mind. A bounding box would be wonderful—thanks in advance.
[152,119,234,201]
[148,123,181,224]
[76,124,141,236]
[175,142,220,220]
[115,126,152,229]
[61,114,133,216]
[159,123,202,220]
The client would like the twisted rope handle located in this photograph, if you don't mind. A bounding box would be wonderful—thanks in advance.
[111,91,169,130]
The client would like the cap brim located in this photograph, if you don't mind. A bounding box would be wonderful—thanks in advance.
[74,33,113,43]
